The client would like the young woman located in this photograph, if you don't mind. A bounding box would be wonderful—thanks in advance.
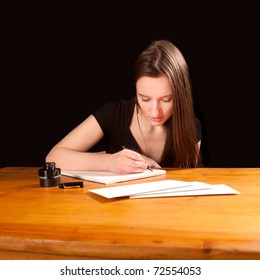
[46,40,202,173]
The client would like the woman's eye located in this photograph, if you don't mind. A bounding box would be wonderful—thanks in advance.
[162,98,172,102]
[141,99,150,102]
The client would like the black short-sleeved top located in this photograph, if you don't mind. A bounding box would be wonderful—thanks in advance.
[92,98,201,167]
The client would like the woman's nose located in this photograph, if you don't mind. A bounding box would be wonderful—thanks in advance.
[150,102,162,115]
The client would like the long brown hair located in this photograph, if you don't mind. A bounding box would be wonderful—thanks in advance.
[133,40,202,167]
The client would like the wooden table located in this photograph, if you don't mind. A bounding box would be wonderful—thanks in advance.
[0,167,260,260]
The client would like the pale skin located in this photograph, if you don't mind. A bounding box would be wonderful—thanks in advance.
[46,75,199,173]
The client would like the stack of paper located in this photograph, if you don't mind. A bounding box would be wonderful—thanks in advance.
[61,169,166,184]
[88,180,240,199]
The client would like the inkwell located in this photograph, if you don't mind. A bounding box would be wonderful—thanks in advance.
[38,162,61,187]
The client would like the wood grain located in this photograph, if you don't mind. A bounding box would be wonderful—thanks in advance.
[0,167,260,259]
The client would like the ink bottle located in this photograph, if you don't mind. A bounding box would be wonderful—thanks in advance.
[38,162,61,187]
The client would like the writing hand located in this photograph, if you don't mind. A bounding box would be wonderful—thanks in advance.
[108,148,154,174]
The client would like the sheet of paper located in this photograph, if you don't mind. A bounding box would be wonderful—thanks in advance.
[130,184,240,199]
[88,180,193,198]
[133,181,213,195]
[88,180,240,199]
[61,169,166,184]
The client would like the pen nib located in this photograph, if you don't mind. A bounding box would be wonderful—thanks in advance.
[147,165,153,172]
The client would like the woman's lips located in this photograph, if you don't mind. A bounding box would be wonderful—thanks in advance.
[150,116,164,122]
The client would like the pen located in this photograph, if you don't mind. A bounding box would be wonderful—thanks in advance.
[58,181,84,188]
[122,146,153,172]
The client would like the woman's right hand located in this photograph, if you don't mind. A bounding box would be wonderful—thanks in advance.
[108,148,160,174]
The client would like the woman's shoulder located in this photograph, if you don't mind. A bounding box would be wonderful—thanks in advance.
[93,98,135,118]
[92,98,135,132]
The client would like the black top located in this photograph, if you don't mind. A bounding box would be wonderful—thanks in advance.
[92,98,201,167]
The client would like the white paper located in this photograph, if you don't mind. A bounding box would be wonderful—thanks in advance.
[130,184,240,199]
[88,180,240,199]
[88,180,192,198]
[61,169,166,184]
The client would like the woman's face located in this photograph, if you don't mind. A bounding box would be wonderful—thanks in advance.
[136,75,173,126]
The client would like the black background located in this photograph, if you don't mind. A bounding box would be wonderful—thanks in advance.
[2,3,259,168]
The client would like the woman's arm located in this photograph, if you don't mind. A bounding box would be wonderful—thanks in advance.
[46,115,151,173]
